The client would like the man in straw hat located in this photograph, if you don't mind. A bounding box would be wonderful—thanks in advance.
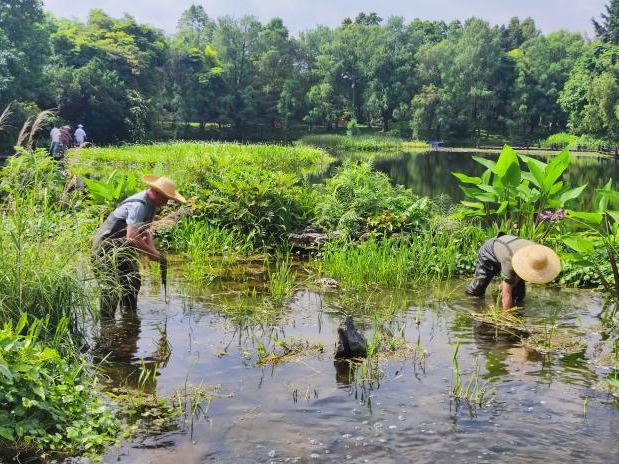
[465,234,561,310]
[91,175,186,319]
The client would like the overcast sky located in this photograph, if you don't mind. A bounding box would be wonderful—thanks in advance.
[42,0,608,37]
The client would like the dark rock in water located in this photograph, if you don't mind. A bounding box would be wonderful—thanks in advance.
[335,315,367,359]
[288,227,343,251]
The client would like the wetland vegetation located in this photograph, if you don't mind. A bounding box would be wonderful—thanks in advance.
[2,0,619,462]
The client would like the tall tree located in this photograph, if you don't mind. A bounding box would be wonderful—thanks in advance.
[593,0,619,44]
[176,5,216,48]
[0,0,50,107]
[509,31,584,135]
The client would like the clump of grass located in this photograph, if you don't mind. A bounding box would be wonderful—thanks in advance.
[313,227,476,288]
[0,152,94,331]
[449,342,491,408]
[266,252,296,301]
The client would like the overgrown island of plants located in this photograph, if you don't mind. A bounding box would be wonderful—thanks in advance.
[1,136,619,461]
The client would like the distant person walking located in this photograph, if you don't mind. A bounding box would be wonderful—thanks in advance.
[75,124,86,146]
[50,126,61,159]
[60,126,72,152]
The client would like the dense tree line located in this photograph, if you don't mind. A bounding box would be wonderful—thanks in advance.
[2,0,619,145]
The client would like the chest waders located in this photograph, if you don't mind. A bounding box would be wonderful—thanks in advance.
[465,234,526,304]
[91,198,149,319]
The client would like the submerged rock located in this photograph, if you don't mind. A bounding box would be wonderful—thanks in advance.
[335,315,367,359]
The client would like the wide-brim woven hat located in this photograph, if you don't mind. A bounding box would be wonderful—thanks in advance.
[142,174,187,203]
[511,244,561,284]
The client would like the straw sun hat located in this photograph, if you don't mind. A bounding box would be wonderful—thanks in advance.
[511,244,561,284]
[142,174,187,203]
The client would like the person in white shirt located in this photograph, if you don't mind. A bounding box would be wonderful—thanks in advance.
[75,124,86,145]
[50,127,61,159]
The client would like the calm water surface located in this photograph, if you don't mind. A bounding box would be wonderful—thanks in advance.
[370,151,619,208]
[96,264,619,464]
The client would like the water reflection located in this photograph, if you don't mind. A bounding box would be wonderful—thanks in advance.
[370,151,619,208]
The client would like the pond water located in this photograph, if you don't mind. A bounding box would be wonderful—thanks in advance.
[367,151,619,208]
[96,263,619,464]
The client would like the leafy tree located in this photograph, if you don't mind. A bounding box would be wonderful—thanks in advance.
[213,15,262,128]
[559,42,619,137]
[509,31,584,136]
[354,12,383,26]
[362,17,417,132]
[413,18,506,139]
[499,17,540,51]
[593,0,619,44]
[49,10,169,142]
[0,0,50,107]
[176,4,216,48]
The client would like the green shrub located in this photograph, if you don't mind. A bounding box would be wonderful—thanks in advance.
[0,314,120,459]
[541,133,579,149]
[315,161,434,237]
[346,119,360,137]
[190,166,315,246]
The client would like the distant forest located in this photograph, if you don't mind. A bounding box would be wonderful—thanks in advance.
[3,0,619,145]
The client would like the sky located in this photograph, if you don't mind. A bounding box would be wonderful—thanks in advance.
[42,0,608,37]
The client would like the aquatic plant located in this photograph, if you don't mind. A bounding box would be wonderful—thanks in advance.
[562,180,619,322]
[0,188,94,329]
[81,170,141,208]
[449,343,491,407]
[265,252,296,301]
[453,145,586,240]
[314,224,481,288]
[253,336,324,366]
[0,314,120,460]
[314,161,434,237]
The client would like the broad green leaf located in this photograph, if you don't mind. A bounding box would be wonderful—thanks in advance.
[460,186,497,203]
[606,210,619,223]
[543,150,570,191]
[595,179,612,212]
[476,184,499,194]
[519,154,547,172]
[480,168,492,184]
[472,156,496,171]
[562,235,595,254]
[567,210,603,225]
[452,172,481,184]
[597,188,619,206]
[558,185,587,206]
[549,181,564,196]
[501,160,521,187]
[521,172,536,184]
[460,201,484,209]
[495,201,508,214]
[526,158,545,189]
[494,145,519,178]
